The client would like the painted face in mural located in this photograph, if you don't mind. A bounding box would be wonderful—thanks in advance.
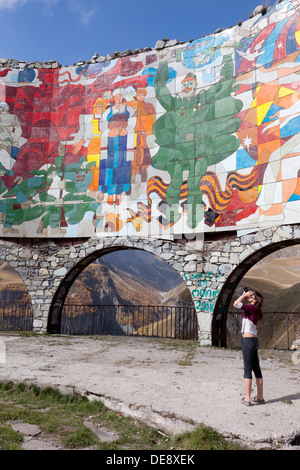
[113,89,125,107]
[0,102,9,113]
[103,90,113,104]
[93,99,105,115]
[181,74,197,98]
[136,89,147,102]
[115,93,123,105]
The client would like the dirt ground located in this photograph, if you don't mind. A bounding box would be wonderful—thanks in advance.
[0,332,299,450]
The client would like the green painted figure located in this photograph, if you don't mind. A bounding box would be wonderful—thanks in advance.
[152,54,243,229]
[0,150,98,235]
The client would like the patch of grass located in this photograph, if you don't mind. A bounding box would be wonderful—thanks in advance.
[177,350,196,367]
[0,381,248,450]
[173,425,244,451]
[0,425,23,450]
[61,425,98,449]
[155,338,198,351]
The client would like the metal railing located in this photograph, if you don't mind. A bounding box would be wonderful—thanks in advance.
[61,304,198,340]
[0,302,33,331]
[227,312,300,350]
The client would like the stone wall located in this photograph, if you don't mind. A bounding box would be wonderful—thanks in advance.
[1,0,300,344]
[1,222,299,344]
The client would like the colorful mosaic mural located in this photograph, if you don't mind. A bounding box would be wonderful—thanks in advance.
[1,0,300,238]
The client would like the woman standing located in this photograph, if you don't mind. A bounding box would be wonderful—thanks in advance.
[233,290,265,406]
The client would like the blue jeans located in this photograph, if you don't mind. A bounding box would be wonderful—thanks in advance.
[242,337,262,379]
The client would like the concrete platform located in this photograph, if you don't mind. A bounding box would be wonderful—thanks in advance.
[0,332,299,450]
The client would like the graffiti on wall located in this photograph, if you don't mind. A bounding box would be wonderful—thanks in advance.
[184,271,222,313]
[0,0,300,238]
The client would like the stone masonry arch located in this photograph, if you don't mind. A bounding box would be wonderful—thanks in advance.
[48,245,136,334]
[0,236,201,335]
[211,230,300,347]
[0,223,299,345]
[199,224,300,346]
[47,242,198,334]
[45,237,201,334]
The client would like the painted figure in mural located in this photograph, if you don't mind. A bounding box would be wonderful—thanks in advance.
[71,97,107,200]
[0,102,23,171]
[100,88,135,205]
[58,160,98,233]
[0,162,57,235]
[0,145,97,236]
[125,88,156,199]
[152,54,243,229]
[233,2,300,226]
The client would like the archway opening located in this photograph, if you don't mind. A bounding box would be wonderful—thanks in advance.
[48,247,198,340]
[227,245,300,349]
[212,239,300,349]
[0,259,33,331]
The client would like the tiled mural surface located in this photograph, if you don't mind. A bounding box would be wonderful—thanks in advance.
[1,0,300,239]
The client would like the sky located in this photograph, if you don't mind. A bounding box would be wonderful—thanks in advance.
[0,0,272,66]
